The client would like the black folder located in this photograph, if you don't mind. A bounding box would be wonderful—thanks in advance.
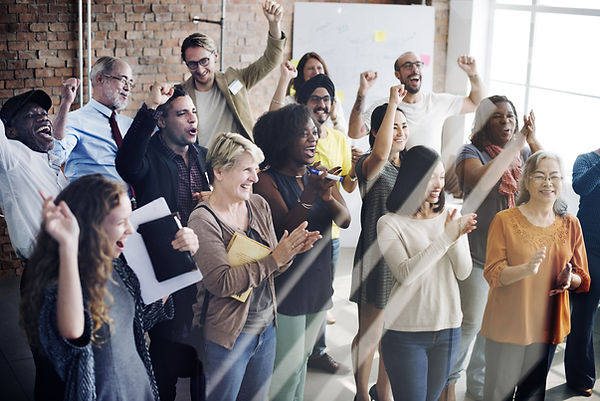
[136,213,198,282]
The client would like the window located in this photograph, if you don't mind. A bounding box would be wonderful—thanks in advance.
[487,1,600,189]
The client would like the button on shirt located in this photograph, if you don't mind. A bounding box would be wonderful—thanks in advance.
[53,98,133,183]
[0,120,67,259]
[158,134,205,225]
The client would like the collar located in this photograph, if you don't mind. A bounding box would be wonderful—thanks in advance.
[158,132,198,160]
[87,98,116,119]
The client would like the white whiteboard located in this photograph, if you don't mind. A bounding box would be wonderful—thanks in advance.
[293,2,435,247]
[293,2,435,123]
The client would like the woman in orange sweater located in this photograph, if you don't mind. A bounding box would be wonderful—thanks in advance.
[481,151,590,401]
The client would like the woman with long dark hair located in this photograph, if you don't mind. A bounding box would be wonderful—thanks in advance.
[349,83,408,401]
[377,146,476,401]
[20,174,198,400]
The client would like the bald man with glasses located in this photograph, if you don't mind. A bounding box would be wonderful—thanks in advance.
[179,0,286,147]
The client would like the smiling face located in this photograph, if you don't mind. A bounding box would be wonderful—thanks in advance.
[290,118,318,166]
[7,102,54,152]
[94,60,133,111]
[158,95,198,151]
[525,158,562,205]
[101,193,134,258]
[184,46,217,90]
[214,152,259,203]
[305,87,331,125]
[391,110,409,154]
[302,57,325,81]
[424,161,445,205]
[394,52,422,94]
[487,101,517,147]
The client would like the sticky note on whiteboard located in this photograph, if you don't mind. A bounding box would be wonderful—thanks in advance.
[420,54,431,66]
[374,31,386,42]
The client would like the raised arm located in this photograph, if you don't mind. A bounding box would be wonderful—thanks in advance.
[52,78,79,141]
[263,0,283,40]
[361,84,406,180]
[270,61,297,111]
[348,70,377,139]
[115,83,172,184]
[457,56,484,114]
[41,194,84,340]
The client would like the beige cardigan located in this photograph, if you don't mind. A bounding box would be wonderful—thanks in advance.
[181,32,286,141]
[188,194,291,349]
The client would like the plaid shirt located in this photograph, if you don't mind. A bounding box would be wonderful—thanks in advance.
[158,134,206,225]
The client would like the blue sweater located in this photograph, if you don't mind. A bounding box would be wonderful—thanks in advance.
[572,151,600,254]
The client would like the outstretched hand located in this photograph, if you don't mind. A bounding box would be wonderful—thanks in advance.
[272,221,322,265]
[444,209,477,241]
[549,263,573,296]
[146,82,174,110]
[520,110,536,141]
[457,55,478,77]
[358,70,378,95]
[280,60,298,83]
[262,0,283,24]
[389,84,407,106]
[60,78,80,106]
[40,190,80,248]
[171,227,199,255]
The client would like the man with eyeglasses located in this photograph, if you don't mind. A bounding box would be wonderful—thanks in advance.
[54,56,135,184]
[296,74,356,376]
[349,52,484,198]
[180,0,286,147]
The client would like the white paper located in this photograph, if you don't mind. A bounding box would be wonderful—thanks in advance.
[123,197,203,304]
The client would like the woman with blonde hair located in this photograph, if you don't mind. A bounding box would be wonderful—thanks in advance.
[188,132,320,401]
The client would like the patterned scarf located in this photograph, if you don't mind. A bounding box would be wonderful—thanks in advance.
[484,144,522,208]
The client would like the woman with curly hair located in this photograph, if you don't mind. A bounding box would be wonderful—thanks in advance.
[253,104,350,400]
[20,174,198,400]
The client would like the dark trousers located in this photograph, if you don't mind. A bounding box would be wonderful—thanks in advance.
[565,250,600,389]
[149,337,205,401]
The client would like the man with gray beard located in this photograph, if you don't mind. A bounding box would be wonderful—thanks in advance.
[54,56,135,185]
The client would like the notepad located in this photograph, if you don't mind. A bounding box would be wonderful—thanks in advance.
[226,232,271,302]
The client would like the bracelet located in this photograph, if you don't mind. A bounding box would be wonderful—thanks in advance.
[299,201,312,210]
[271,98,284,105]
[468,74,479,79]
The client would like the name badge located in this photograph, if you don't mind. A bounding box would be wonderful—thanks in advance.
[228,79,243,95]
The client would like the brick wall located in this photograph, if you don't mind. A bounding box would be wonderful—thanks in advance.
[0,0,448,275]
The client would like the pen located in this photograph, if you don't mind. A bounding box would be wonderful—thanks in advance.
[308,168,343,182]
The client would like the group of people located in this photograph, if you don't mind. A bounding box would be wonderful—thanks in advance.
[1,1,599,401]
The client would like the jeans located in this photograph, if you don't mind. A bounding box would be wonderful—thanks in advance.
[565,249,600,389]
[270,311,326,401]
[448,264,489,400]
[310,238,340,358]
[484,339,557,401]
[382,328,461,401]
[204,321,276,401]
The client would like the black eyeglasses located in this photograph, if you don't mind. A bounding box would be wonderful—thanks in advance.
[399,61,424,70]
[308,95,331,104]
[103,74,135,89]
[185,51,214,70]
